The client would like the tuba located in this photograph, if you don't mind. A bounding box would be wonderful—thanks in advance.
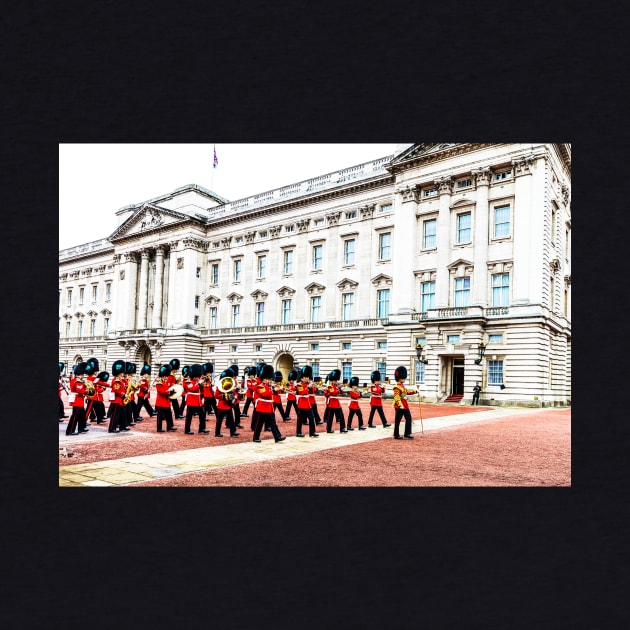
[218,376,236,402]
[83,378,96,399]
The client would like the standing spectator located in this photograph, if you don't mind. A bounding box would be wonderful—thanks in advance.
[472,382,481,405]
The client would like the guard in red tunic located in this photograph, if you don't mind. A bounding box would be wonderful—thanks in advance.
[367,370,391,428]
[272,371,289,422]
[325,369,347,434]
[229,364,244,428]
[169,359,184,418]
[214,368,240,438]
[201,362,217,418]
[154,364,177,432]
[84,357,100,422]
[248,366,263,431]
[241,366,256,418]
[310,376,323,425]
[346,376,366,430]
[183,364,209,434]
[90,371,111,424]
[392,366,416,439]
[108,359,130,433]
[136,364,155,420]
[295,365,319,438]
[252,364,286,443]
[284,369,298,421]
[66,362,90,435]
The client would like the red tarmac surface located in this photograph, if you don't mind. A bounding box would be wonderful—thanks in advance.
[59,392,571,487]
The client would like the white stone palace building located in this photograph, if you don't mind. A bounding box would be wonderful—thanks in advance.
[59,143,571,406]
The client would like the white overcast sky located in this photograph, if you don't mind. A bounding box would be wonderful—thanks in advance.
[59,143,404,250]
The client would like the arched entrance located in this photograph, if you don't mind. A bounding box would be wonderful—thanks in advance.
[275,352,295,381]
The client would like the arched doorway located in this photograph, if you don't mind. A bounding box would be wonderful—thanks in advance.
[275,352,295,381]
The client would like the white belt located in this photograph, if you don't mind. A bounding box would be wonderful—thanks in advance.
[327,396,339,400]
[296,395,310,399]
[255,399,273,408]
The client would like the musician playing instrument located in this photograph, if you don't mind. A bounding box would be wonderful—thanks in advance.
[201,362,218,418]
[241,366,257,418]
[213,368,240,438]
[168,359,184,418]
[85,359,100,423]
[108,359,130,433]
[294,365,319,438]
[367,370,392,428]
[252,364,286,443]
[248,367,262,431]
[284,370,298,421]
[346,376,366,430]
[392,366,416,439]
[273,371,290,422]
[66,362,90,435]
[154,364,178,432]
[123,362,138,427]
[91,371,111,424]
[183,364,209,434]
[324,369,347,434]
[135,364,155,420]
[228,364,244,428]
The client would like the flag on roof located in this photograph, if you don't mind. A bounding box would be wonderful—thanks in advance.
[213,145,218,169]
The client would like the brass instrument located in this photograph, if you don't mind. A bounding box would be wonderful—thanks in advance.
[81,377,97,399]
[123,377,140,406]
[218,376,236,402]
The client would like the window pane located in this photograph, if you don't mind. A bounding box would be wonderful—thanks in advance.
[423,219,436,249]
[256,302,265,326]
[282,299,292,324]
[454,277,470,307]
[311,296,321,322]
[342,362,352,381]
[491,273,509,307]
[494,205,510,238]
[415,361,425,384]
[488,360,503,384]
[284,250,293,274]
[421,281,435,312]
[379,233,391,259]
[342,293,354,320]
[344,240,355,265]
[377,289,390,318]
[457,213,472,243]
[313,245,322,269]
[377,361,387,381]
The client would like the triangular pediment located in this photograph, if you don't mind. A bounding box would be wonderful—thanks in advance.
[447,258,474,269]
[336,277,359,291]
[250,289,269,300]
[108,204,194,241]
[371,273,392,287]
[391,143,462,165]
[304,282,325,294]
[227,292,243,302]
[276,285,296,297]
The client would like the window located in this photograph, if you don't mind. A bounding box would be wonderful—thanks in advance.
[256,302,265,326]
[377,361,387,381]
[194,295,200,309]
[231,345,238,353]
[416,361,426,384]
[423,219,437,249]
[377,289,390,318]
[257,255,266,278]
[104,318,110,335]
[457,213,472,244]
[494,170,511,180]
[379,232,392,260]
[285,225,294,233]
[342,342,352,350]
[213,241,220,248]
[454,277,471,307]
[550,276,555,311]
[342,293,354,320]
[77,320,83,337]
[282,299,292,324]
[342,362,352,382]
[259,230,268,238]
[494,205,511,238]
[377,341,387,349]
[447,334,460,343]
[255,344,263,352]
[344,239,355,265]
[345,210,357,219]
[232,304,240,327]
[209,307,217,329]
[421,281,435,312]
[491,273,510,307]
[66,321,71,337]
[79,287,84,305]
[90,319,96,336]
[312,244,323,270]
[208,345,215,353]
[92,285,97,302]
[488,360,504,385]
[551,207,557,244]
[564,289,569,316]
[105,283,111,301]
[284,250,294,275]
[234,260,241,282]
[314,218,325,227]
[67,289,73,306]
[488,333,503,343]
[193,315,199,326]
[380,203,392,213]
[456,178,472,189]
[196,267,201,278]
[311,343,319,351]
[311,296,321,322]
[311,362,320,380]
[424,188,438,197]
[211,263,219,285]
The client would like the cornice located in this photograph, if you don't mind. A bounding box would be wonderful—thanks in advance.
[386,143,499,175]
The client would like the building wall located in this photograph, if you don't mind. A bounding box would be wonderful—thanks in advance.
[59,144,571,405]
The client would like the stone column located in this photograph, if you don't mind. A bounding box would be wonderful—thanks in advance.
[111,254,122,333]
[137,249,150,329]
[166,241,180,327]
[471,168,491,306]
[435,176,453,308]
[152,245,165,328]
[123,252,139,330]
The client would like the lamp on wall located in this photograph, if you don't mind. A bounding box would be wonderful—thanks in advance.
[415,343,429,364]
[474,342,486,365]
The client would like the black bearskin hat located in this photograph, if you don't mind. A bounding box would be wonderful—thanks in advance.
[169,358,180,370]
[202,362,214,375]
[140,364,151,376]
[182,365,190,377]
[301,365,313,379]
[370,370,382,383]
[261,364,275,380]
[220,367,235,379]
[190,364,203,378]
[112,360,126,376]
[73,362,87,376]
[159,364,172,378]
[273,370,283,382]
[58,362,65,375]
[288,370,298,381]
[229,364,239,377]
[87,357,99,371]
[349,376,359,387]
[97,371,110,382]
[85,363,97,376]
[330,369,341,382]
[256,363,267,379]
[394,366,407,381]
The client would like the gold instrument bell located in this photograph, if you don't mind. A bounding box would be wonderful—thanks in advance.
[218,376,236,394]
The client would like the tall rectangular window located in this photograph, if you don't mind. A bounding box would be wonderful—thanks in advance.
[492,273,510,307]
[311,296,321,322]
[234,259,241,282]
[415,361,426,384]
[377,361,387,382]
[284,250,293,274]
[67,289,73,307]
[77,320,83,337]
[256,302,265,326]
[79,287,84,305]
[211,263,219,284]
[105,283,111,301]
[551,207,557,243]
[257,255,266,278]
[377,289,390,318]
[282,299,292,324]
[342,362,352,382]
[342,293,354,320]
[209,307,217,329]
[312,244,323,270]
[194,295,200,309]
[104,318,109,334]
[90,319,96,336]
[494,205,511,238]
[550,276,555,311]
[454,277,471,307]
[193,315,199,325]
[421,281,435,312]
[196,267,201,278]
[311,362,320,380]
[379,232,392,260]
[344,239,355,265]
[457,213,472,244]
[66,321,71,337]
[232,304,240,327]
[488,360,504,385]
[92,285,98,302]
[423,219,437,249]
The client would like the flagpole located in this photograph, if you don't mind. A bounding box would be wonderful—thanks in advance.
[211,144,215,191]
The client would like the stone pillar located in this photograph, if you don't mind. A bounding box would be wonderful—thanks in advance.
[152,245,165,328]
[434,176,453,308]
[324,211,340,321]
[471,168,491,306]
[166,241,180,327]
[123,252,139,330]
[111,254,122,333]
[137,249,150,329]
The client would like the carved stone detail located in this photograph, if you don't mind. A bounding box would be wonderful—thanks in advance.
[227,292,243,303]
[511,154,535,176]
[119,270,125,280]
[123,252,138,263]
[182,238,208,251]
[371,274,393,287]
[177,257,184,269]
[205,295,221,305]
[276,286,296,297]
[269,225,282,238]
[325,212,341,227]
[564,275,571,287]
[397,185,419,202]
[112,254,121,264]
[221,236,232,248]
[549,258,560,272]
[360,204,375,219]
[305,282,325,295]
[336,278,359,291]
[561,184,570,206]
[472,167,491,186]
[140,208,164,230]
[434,176,453,195]
[296,218,310,233]
[244,231,257,244]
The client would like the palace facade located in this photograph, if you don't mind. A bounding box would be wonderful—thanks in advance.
[59,143,571,406]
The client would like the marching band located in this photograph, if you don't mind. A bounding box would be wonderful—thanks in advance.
[59,357,423,443]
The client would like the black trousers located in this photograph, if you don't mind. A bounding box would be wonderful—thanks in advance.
[185,406,207,432]
[232,400,241,426]
[284,398,297,420]
[394,408,413,437]
[108,403,124,432]
[91,401,107,422]
[347,408,363,428]
[368,406,388,426]
[136,396,154,416]
[297,407,317,436]
[215,408,237,436]
[274,401,287,421]
[242,396,253,415]
[171,397,182,417]
[326,407,345,432]
[58,397,65,419]
[156,406,174,431]
[471,393,480,405]
[253,411,282,441]
[203,396,217,415]
[311,403,322,424]
[66,406,87,434]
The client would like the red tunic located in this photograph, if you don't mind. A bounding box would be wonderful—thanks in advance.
[296,381,313,410]
[202,376,214,399]
[254,382,274,413]
[70,378,87,408]
[348,389,361,409]
[369,384,385,407]
[214,386,233,411]
[246,377,257,399]
[393,383,416,410]
[324,384,342,409]
[183,378,202,407]
[111,376,126,405]
[155,378,172,408]
[94,378,111,402]
[286,381,296,401]
[272,384,282,404]
[138,376,151,400]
